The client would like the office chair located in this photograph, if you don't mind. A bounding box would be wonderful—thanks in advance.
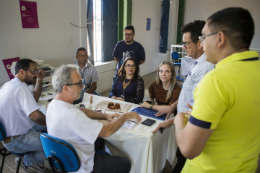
[0,122,30,173]
[171,51,185,81]
[40,133,81,173]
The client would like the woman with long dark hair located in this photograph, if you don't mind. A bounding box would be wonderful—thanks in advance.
[109,57,144,104]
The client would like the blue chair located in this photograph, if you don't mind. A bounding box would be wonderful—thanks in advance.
[0,122,30,173]
[172,51,185,81]
[40,133,81,173]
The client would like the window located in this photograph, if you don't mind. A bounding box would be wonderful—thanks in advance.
[159,0,170,53]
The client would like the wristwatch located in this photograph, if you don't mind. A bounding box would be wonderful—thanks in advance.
[149,104,153,109]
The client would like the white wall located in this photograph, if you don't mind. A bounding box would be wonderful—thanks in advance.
[0,0,88,84]
[0,0,177,93]
[131,0,171,77]
[183,0,260,48]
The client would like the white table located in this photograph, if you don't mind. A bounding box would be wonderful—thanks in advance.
[39,91,177,173]
[82,93,177,173]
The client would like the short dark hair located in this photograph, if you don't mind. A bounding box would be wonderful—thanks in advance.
[124,25,135,33]
[15,59,36,75]
[120,57,140,83]
[207,7,254,50]
[181,20,206,43]
[76,47,87,55]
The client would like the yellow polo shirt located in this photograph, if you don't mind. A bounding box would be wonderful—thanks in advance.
[181,51,260,173]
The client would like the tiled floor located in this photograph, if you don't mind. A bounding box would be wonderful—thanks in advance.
[1,71,259,173]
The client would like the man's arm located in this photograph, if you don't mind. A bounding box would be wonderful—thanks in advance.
[33,69,46,102]
[174,112,214,159]
[86,82,97,93]
[98,112,140,137]
[79,108,107,119]
[139,60,145,65]
[155,100,178,119]
[29,110,46,126]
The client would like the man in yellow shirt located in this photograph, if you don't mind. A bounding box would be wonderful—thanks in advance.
[154,7,260,173]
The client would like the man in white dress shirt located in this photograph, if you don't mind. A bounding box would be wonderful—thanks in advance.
[47,64,140,173]
[156,20,214,173]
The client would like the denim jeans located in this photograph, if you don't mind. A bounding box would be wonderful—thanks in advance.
[92,91,101,96]
[3,123,47,166]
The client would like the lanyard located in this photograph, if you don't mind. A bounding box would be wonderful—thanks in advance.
[121,79,131,99]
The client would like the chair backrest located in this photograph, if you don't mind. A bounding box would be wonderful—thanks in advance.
[40,133,81,172]
[0,122,6,141]
[171,51,180,60]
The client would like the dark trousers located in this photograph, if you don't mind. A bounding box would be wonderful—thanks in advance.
[172,147,186,173]
[92,138,131,173]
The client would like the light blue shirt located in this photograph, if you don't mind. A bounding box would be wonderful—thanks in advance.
[76,62,99,89]
[177,53,215,113]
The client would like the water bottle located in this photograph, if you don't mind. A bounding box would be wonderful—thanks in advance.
[89,93,93,109]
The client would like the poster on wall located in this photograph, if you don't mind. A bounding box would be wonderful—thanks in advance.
[19,0,39,28]
[2,57,20,80]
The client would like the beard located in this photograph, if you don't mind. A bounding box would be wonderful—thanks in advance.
[125,38,133,43]
[75,89,82,100]
[24,74,36,85]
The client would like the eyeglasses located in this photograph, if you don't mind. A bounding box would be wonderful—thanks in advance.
[183,42,192,49]
[125,64,136,68]
[77,54,88,58]
[24,69,38,74]
[65,82,84,87]
[199,30,229,42]
[124,33,134,37]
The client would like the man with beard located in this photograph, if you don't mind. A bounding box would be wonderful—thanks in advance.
[112,25,146,86]
[0,59,49,172]
[47,64,140,173]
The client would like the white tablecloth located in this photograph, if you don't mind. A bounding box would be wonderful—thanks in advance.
[83,94,177,173]
[39,91,177,173]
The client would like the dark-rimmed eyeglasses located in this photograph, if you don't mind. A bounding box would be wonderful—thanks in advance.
[124,33,134,37]
[199,30,229,42]
[65,82,84,87]
[24,69,38,74]
[183,42,192,49]
[125,64,136,68]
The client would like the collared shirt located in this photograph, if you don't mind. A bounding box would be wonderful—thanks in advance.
[182,51,260,173]
[177,53,214,112]
[0,78,40,136]
[76,62,99,89]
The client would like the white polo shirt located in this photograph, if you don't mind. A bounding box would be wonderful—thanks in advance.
[177,54,214,112]
[0,78,40,137]
[46,100,103,173]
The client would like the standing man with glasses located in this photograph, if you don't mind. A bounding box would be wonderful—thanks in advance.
[112,25,146,87]
[76,47,100,96]
[155,20,214,173]
[0,59,50,172]
[154,7,260,173]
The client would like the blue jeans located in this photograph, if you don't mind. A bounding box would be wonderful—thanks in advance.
[3,123,47,166]
[92,91,101,96]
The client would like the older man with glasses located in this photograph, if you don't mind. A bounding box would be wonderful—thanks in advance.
[0,59,50,172]
[111,25,146,87]
[47,64,141,173]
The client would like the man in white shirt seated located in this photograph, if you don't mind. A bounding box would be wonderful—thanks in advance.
[46,64,141,173]
[0,59,49,172]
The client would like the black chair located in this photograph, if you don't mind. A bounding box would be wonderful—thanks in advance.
[0,122,30,173]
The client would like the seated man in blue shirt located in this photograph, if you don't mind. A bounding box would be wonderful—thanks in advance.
[112,25,146,86]
[76,47,100,96]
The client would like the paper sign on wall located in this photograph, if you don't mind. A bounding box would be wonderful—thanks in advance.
[2,57,20,80]
[146,18,151,31]
[20,0,39,28]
